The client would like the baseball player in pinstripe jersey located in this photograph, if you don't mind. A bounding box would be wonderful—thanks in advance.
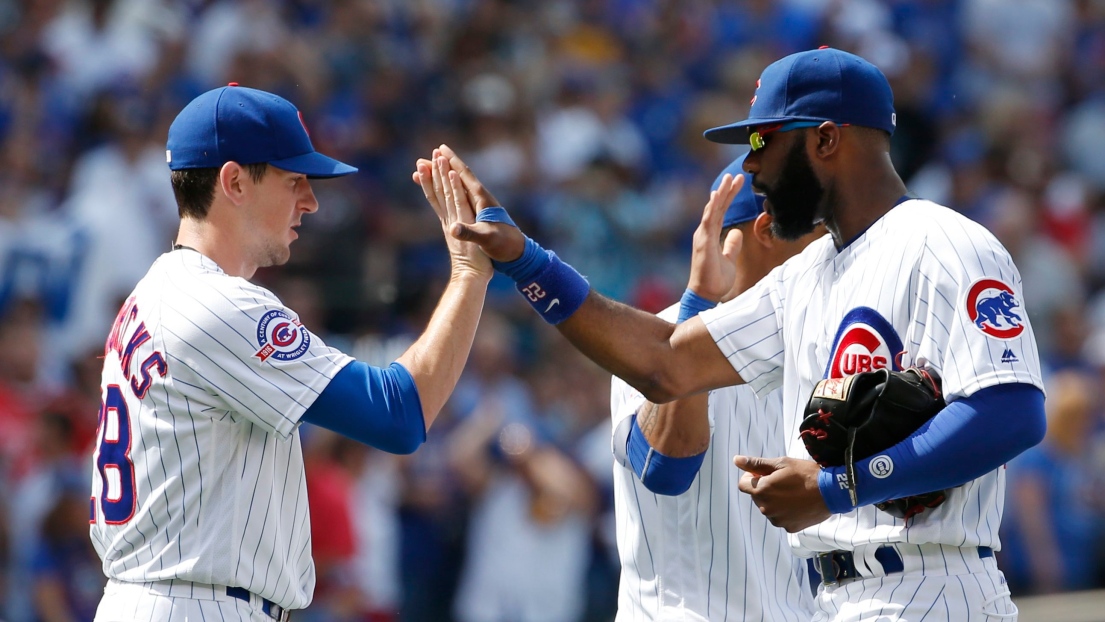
[433,47,1046,621]
[91,85,493,620]
[610,154,818,621]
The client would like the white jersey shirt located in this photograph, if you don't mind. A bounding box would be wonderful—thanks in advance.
[700,200,1044,557]
[610,305,814,621]
[90,249,352,610]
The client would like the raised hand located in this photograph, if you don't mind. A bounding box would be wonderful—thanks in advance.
[734,454,830,532]
[688,173,744,302]
[435,144,527,263]
[413,149,492,281]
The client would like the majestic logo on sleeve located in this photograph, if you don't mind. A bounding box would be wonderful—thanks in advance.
[255,309,311,362]
[825,307,903,379]
[966,278,1025,340]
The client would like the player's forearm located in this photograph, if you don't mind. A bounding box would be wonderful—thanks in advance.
[396,272,488,427]
[466,206,741,400]
[818,382,1046,512]
[519,448,599,516]
[637,396,711,458]
[556,293,740,402]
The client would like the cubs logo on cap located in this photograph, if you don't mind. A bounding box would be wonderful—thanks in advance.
[965,278,1025,340]
[825,307,903,379]
[255,309,311,362]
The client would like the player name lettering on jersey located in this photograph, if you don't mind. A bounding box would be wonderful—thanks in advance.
[104,296,168,400]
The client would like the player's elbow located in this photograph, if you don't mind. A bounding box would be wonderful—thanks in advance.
[1017,387,1047,452]
[376,427,425,455]
[637,370,684,404]
[989,383,1047,457]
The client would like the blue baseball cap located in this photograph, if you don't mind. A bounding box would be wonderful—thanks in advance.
[166,85,357,178]
[704,48,895,144]
[714,152,765,228]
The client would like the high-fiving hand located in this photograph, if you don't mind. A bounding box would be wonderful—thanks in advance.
[688,173,744,302]
[413,148,492,281]
[414,145,527,265]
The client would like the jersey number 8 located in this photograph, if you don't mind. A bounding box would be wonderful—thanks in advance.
[91,384,136,524]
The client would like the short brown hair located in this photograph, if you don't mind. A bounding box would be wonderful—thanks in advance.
[170,162,269,220]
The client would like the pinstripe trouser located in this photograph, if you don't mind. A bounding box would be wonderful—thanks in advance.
[95,578,282,621]
[811,543,1017,622]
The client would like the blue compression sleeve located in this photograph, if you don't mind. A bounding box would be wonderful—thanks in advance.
[301,361,426,455]
[626,414,706,496]
[818,382,1046,513]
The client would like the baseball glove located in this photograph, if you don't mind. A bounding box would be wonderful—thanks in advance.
[799,367,949,520]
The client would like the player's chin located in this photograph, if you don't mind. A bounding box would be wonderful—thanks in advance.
[769,217,818,242]
[261,244,293,268]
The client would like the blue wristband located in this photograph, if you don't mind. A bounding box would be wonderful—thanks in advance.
[475,207,540,276]
[475,206,517,227]
[677,289,717,324]
[517,251,589,324]
[473,206,589,323]
[496,236,549,281]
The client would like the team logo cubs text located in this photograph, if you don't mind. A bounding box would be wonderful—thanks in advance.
[255,309,310,362]
[825,307,904,379]
[965,278,1025,340]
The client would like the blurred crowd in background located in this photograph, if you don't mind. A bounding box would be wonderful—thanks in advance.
[0,0,1105,619]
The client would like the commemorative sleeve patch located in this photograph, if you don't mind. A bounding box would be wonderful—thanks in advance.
[964,277,1025,340]
[255,309,311,362]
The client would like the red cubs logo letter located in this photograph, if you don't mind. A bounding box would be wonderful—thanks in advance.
[825,308,903,379]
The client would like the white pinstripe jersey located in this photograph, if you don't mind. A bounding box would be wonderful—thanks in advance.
[610,305,814,621]
[700,199,1044,557]
[89,249,352,610]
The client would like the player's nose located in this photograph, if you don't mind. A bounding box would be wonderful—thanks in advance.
[299,179,319,213]
[743,150,761,176]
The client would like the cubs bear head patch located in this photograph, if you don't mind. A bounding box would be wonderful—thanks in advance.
[965,278,1025,340]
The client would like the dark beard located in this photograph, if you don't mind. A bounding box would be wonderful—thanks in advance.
[761,138,825,241]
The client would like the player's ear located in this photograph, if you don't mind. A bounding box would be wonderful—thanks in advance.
[814,122,841,159]
[218,161,248,205]
[752,211,775,248]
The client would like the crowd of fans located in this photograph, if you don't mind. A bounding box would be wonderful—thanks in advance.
[1,0,1104,619]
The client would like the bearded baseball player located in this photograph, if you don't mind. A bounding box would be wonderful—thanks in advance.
[432,47,1045,621]
[611,154,818,621]
[90,85,492,620]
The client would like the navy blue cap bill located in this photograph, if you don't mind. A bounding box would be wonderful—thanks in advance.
[704,48,896,145]
[166,84,358,179]
[713,152,765,229]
